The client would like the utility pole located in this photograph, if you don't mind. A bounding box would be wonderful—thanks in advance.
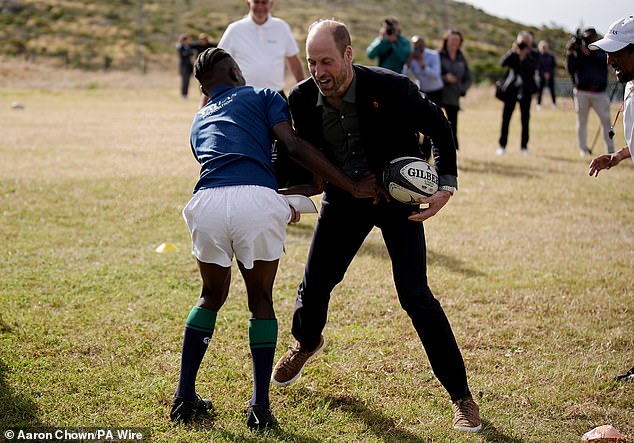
[136,0,146,73]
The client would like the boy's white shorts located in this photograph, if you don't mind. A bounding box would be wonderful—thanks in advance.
[183,185,291,269]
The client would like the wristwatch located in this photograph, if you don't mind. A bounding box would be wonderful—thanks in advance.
[438,185,456,195]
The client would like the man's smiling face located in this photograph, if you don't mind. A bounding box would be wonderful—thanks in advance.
[306,27,353,99]
[607,45,634,84]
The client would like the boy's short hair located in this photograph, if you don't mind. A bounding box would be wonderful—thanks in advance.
[194,47,232,85]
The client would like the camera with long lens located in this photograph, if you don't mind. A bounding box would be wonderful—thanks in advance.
[517,41,527,50]
[567,27,597,52]
[567,28,585,51]
[384,19,396,36]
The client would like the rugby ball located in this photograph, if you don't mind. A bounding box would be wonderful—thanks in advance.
[383,156,439,204]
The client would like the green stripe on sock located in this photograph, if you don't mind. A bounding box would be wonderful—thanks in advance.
[185,306,217,333]
[248,318,278,349]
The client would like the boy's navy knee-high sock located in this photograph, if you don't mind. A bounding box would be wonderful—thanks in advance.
[175,306,217,400]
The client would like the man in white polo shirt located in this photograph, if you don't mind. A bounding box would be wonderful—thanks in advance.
[218,0,305,94]
[588,15,634,176]
[217,0,309,190]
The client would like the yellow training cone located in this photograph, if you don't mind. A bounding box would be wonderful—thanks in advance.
[155,242,178,253]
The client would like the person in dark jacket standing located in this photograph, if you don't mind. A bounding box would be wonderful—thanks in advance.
[439,29,472,151]
[566,28,615,156]
[536,40,557,109]
[192,33,216,57]
[176,34,194,99]
[271,19,481,434]
[496,31,538,155]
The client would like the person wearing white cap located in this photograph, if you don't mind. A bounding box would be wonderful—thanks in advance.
[588,15,634,176]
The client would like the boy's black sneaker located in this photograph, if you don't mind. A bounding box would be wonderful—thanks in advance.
[170,394,213,424]
[246,404,278,431]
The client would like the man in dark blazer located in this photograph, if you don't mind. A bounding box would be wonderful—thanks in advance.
[271,19,481,433]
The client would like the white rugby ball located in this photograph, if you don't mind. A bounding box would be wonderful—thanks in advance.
[383,156,439,204]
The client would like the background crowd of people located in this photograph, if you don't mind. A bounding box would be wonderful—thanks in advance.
[360,16,616,158]
[177,13,620,160]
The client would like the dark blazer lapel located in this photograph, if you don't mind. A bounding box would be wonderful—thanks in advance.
[354,66,384,168]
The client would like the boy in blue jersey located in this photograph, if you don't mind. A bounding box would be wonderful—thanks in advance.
[170,47,381,430]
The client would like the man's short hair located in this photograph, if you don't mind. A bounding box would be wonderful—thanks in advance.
[308,19,351,56]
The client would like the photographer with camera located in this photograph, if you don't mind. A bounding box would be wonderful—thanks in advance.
[404,35,444,103]
[566,27,615,156]
[366,17,411,73]
[403,35,444,160]
[496,31,538,156]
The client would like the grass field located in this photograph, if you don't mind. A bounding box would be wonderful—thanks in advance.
[1,64,633,443]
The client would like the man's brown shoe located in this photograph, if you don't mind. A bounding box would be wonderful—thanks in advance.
[271,335,325,387]
[452,396,482,432]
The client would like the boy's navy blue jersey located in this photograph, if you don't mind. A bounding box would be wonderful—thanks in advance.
[190,84,289,193]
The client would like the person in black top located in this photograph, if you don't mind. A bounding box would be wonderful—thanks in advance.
[192,33,216,57]
[496,31,538,155]
[566,28,616,156]
[536,40,557,109]
[271,19,482,433]
[439,29,472,152]
[176,34,194,99]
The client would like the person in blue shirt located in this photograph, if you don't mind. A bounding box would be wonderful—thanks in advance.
[170,47,380,430]
[403,35,444,102]
[403,35,444,159]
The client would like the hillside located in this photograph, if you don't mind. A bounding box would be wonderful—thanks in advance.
[0,0,572,82]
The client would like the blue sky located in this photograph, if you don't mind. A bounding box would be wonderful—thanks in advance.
[458,0,632,34]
